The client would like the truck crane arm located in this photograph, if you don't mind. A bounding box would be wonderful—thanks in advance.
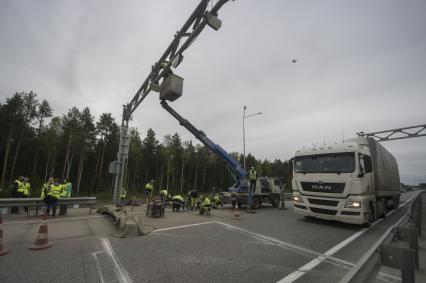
[160,100,247,192]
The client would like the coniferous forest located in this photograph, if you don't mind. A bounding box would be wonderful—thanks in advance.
[0,91,292,199]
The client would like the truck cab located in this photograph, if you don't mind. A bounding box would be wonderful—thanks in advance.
[292,137,400,225]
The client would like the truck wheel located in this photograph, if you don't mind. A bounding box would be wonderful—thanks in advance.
[365,204,375,227]
[272,197,280,208]
[252,197,260,209]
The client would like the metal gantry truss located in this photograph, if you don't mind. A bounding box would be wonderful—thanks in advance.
[112,0,232,203]
[357,124,426,142]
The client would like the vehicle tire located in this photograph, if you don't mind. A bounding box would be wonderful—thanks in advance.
[252,197,260,209]
[272,197,280,208]
[364,204,375,227]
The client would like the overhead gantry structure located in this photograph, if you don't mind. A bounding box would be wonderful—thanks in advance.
[111,0,233,204]
[357,124,426,142]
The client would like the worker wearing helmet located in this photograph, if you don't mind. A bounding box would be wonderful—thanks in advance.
[160,189,168,207]
[17,177,31,213]
[145,180,154,203]
[46,179,64,217]
[248,166,258,193]
[199,195,211,215]
[188,189,198,211]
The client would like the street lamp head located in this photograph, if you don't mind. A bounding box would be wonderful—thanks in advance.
[244,105,246,110]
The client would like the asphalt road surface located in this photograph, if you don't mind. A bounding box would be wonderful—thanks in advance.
[0,191,420,283]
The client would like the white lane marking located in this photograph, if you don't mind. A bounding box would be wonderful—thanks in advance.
[215,221,353,268]
[92,251,106,283]
[100,238,132,283]
[277,193,419,283]
[152,221,214,233]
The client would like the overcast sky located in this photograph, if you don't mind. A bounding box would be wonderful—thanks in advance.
[1,0,425,184]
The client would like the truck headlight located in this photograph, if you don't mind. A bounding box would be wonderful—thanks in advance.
[345,201,361,208]
[293,196,303,203]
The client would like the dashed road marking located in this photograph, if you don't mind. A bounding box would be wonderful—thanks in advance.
[100,238,132,283]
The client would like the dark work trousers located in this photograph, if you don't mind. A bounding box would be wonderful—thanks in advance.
[17,192,28,212]
[46,196,58,216]
[250,180,256,193]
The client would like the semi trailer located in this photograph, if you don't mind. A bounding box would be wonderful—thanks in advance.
[292,137,401,226]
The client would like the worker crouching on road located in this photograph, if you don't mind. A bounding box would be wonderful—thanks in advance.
[145,180,154,203]
[17,177,31,213]
[211,193,223,209]
[46,179,64,217]
[172,195,185,212]
[199,195,211,216]
[59,179,72,215]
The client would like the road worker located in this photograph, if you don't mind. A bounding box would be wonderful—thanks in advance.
[172,194,185,212]
[10,177,22,214]
[145,180,154,203]
[248,166,258,210]
[41,178,54,213]
[188,189,198,211]
[159,189,168,207]
[199,195,211,215]
[120,187,127,202]
[46,179,64,217]
[211,193,223,209]
[17,177,31,213]
[59,179,72,215]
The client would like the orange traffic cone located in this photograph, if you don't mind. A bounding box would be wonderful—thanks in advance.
[0,215,9,256]
[30,214,52,251]
[232,205,241,220]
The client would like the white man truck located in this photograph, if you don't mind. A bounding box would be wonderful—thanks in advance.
[292,137,400,226]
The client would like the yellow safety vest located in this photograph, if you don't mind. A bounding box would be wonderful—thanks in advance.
[145,183,154,191]
[48,184,63,199]
[41,183,50,199]
[249,170,257,181]
[160,190,168,197]
[200,198,211,207]
[172,195,184,202]
[18,182,31,196]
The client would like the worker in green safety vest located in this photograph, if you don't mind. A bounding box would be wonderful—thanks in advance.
[145,180,154,203]
[160,189,168,207]
[199,195,211,215]
[59,179,72,215]
[172,194,185,212]
[17,177,31,213]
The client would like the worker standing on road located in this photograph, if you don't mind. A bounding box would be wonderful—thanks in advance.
[198,195,211,215]
[188,189,198,211]
[46,179,64,217]
[248,167,258,210]
[10,177,22,214]
[41,178,54,213]
[172,194,185,212]
[160,189,168,207]
[17,177,31,213]
[145,180,154,203]
[120,187,127,203]
[59,179,72,215]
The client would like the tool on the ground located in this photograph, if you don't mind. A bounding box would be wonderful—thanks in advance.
[0,215,9,256]
[30,213,52,250]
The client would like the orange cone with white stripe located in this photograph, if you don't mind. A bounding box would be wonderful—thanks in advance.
[0,215,9,256]
[30,213,52,251]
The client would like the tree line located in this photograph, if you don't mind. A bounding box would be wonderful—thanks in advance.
[0,91,292,198]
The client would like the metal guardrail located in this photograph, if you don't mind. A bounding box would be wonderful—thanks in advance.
[339,192,423,283]
[0,197,97,215]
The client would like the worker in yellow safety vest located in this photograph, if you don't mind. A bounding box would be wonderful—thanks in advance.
[248,167,258,193]
[172,195,185,212]
[17,177,31,213]
[145,180,154,203]
[10,177,22,214]
[199,195,211,215]
[159,189,168,206]
[46,180,64,217]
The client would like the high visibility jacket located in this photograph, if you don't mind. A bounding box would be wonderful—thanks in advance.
[12,180,21,194]
[61,182,72,198]
[160,189,168,197]
[213,195,220,202]
[145,183,154,191]
[18,182,31,196]
[200,198,211,207]
[41,183,51,199]
[249,170,257,181]
[172,195,184,203]
[121,188,126,198]
[48,184,63,199]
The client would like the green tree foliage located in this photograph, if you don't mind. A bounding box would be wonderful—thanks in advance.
[0,92,292,196]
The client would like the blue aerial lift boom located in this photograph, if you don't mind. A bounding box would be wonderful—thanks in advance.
[160,100,248,192]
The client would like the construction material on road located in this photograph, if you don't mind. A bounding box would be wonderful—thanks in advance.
[0,215,8,256]
[292,137,401,225]
[29,214,52,251]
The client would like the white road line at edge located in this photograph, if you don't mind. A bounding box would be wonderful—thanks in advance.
[152,221,215,233]
[92,251,106,283]
[100,238,132,283]
[277,192,419,283]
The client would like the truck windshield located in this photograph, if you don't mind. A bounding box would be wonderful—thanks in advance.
[294,153,355,173]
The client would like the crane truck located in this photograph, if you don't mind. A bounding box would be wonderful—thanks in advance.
[158,83,283,208]
[292,136,401,226]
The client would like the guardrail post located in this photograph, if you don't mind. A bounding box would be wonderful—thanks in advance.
[397,224,419,269]
[381,244,415,283]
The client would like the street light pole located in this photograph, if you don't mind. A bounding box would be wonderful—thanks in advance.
[242,106,262,172]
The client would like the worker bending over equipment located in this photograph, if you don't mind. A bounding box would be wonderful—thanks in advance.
[145,180,154,203]
[172,195,185,212]
[199,195,211,216]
